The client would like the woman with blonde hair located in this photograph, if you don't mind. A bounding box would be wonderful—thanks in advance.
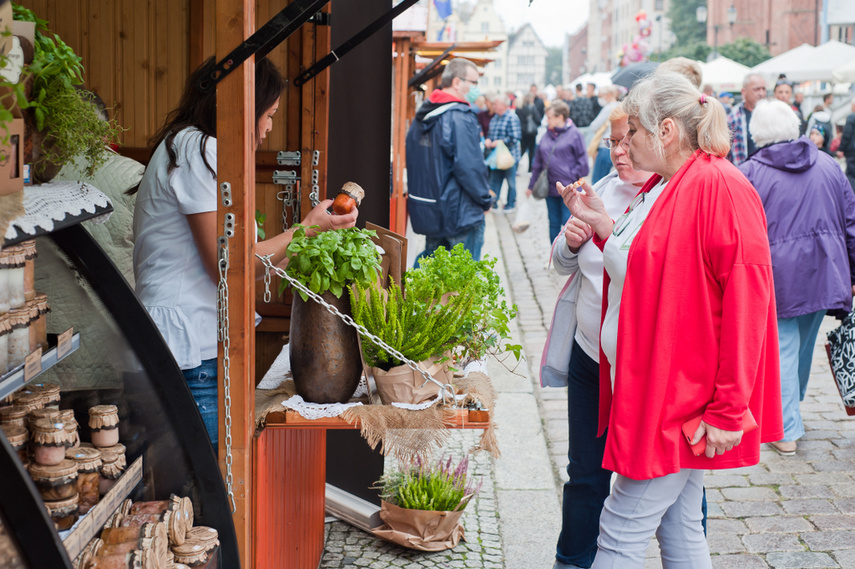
[561,72,783,568]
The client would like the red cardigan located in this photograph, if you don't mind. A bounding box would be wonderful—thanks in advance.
[594,151,784,480]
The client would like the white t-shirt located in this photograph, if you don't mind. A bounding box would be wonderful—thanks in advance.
[601,179,668,386]
[573,175,643,361]
[133,128,218,370]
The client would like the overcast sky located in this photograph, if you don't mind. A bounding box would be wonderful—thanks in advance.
[492,0,590,48]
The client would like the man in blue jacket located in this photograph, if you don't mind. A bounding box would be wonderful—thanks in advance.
[406,58,493,264]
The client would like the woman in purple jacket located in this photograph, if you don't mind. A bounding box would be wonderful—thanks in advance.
[740,100,855,456]
[527,101,589,243]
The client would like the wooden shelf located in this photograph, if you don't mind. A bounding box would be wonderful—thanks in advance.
[61,455,143,561]
[0,333,80,401]
[263,407,490,430]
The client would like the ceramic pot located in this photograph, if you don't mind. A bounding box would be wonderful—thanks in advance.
[290,290,361,403]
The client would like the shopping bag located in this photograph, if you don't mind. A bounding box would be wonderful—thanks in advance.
[531,169,550,200]
[493,140,514,170]
[512,195,532,233]
[825,310,855,415]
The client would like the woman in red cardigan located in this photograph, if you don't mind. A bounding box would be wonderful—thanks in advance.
[561,72,784,568]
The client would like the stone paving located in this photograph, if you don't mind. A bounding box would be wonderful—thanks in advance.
[320,168,855,569]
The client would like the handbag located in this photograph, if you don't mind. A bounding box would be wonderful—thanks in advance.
[493,140,514,170]
[825,310,855,416]
[531,131,564,200]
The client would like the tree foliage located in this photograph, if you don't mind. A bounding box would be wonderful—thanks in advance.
[667,0,706,47]
[656,41,711,63]
[718,37,771,68]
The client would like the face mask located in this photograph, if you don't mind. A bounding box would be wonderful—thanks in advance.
[465,85,481,104]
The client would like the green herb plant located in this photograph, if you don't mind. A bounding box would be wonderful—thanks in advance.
[375,455,481,512]
[255,210,266,240]
[405,244,521,364]
[281,225,381,301]
[12,3,122,177]
[350,279,473,371]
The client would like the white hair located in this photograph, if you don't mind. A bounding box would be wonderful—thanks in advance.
[749,99,800,147]
[494,94,511,106]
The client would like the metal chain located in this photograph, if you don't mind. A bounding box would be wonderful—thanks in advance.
[257,253,456,403]
[216,236,236,514]
[262,261,272,303]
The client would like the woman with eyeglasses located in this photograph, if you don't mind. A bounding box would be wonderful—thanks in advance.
[526,100,589,244]
[560,72,784,568]
[545,104,653,569]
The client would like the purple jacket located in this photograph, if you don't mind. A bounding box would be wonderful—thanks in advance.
[739,137,855,318]
[528,120,589,197]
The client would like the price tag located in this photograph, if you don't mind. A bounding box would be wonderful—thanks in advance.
[57,327,74,360]
[24,347,43,380]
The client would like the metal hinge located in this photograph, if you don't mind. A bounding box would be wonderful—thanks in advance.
[276,151,301,166]
[272,170,299,186]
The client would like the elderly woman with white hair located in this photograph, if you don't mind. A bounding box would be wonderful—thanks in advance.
[561,71,783,568]
[739,99,855,456]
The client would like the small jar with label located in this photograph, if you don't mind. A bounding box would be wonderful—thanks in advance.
[32,293,49,351]
[1,424,28,462]
[28,459,78,501]
[30,417,72,465]
[66,445,101,514]
[0,405,28,429]
[20,241,36,303]
[28,407,60,430]
[12,390,44,413]
[45,493,79,531]
[7,308,32,370]
[0,246,26,310]
[98,443,126,495]
[0,314,10,372]
[88,405,120,447]
[29,383,60,408]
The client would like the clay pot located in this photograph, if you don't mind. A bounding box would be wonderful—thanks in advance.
[289,290,362,403]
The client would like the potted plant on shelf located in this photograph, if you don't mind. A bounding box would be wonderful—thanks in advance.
[13,4,122,182]
[405,244,521,370]
[372,454,481,552]
[281,224,381,404]
[349,278,473,404]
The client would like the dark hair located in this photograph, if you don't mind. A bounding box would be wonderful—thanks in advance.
[823,93,833,103]
[129,56,284,193]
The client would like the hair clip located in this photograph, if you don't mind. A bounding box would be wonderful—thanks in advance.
[699,94,707,105]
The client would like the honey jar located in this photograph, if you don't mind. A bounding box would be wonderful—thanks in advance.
[66,446,102,514]
[45,493,79,531]
[29,459,79,501]
[88,405,120,448]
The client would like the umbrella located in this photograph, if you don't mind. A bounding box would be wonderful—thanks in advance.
[611,62,659,90]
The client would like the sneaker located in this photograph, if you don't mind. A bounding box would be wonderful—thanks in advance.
[769,440,796,456]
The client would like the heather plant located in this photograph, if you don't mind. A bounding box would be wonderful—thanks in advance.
[375,455,482,512]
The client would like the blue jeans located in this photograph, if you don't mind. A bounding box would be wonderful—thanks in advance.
[182,358,218,448]
[546,195,571,245]
[591,147,612,185]
[416,221,486,266]
[777,310,826,441]
[489,164,518,209]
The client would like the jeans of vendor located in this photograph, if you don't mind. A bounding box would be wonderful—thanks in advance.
[416,221,486,266]
[182,358,218,450]
[777,310,826,441]
[489,164,518,209]
[591,147,612,185]
[546,195,572,245]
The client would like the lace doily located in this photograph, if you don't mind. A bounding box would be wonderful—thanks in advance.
[4,181,112,241]
[281,394,364,420]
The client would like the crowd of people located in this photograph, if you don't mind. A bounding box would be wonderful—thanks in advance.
[404,58,855,569]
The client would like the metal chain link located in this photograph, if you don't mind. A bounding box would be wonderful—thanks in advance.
[216,237,236,514]
[258,254,456,403]
[262,261,272,303]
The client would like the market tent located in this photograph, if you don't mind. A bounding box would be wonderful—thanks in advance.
[569,71,613,89]
[699,56,750,91]
[782,40,855,82]
[833,58,855,83]
[751,43,816,82]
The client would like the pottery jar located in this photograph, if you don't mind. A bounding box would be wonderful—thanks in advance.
[88,405,120,448]
[30,417,72,465]
[1,423,28,462]
[99,443,126,495]
[29,459,78,501]
[0,314,10,372]
[7,308,32,370]
[66,445,101,514]
[45,493,79,531]
[0,405,28,429]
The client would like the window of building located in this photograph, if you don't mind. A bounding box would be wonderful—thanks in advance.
[481,21,489,32]
[518,73,534,84]
[494,76,502,86]
[518,55,534,66]
[654,0,663,10]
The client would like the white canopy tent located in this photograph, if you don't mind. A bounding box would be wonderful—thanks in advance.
[699,56,750,91]
[750,43,817,82]
[833,58,855,83]
[752,41,855,83]
[568,72,614,89]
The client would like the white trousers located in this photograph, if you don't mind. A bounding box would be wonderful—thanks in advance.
[592,469,710,569]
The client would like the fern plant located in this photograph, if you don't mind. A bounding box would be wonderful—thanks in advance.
[350,279,473,371]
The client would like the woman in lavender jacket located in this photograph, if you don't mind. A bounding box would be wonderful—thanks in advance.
[739,100,855,456]
[527,101,589,244]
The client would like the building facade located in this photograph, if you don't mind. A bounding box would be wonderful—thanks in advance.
[564,24,589,84]
[705,0,822,57]
[585,0,675,74]
[506,24,548,93]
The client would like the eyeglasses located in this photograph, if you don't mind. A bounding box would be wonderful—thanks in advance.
[603,137,622,149]
[612,192,645,237]
[462,78,479,86]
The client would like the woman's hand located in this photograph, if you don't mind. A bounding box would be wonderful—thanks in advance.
[557,180,613,240]
[690,421,744,459]
[564,217,592,253]
[302,200,358,236]
[526,188,533,198]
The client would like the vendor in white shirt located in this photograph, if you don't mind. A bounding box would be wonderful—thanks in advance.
[132,57,357,448]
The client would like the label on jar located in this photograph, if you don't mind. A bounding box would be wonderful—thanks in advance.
[24,347,42,380]
[57,328,73,360]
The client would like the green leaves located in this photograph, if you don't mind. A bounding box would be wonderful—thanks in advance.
[281,225,381,302]
[374,455,481,512]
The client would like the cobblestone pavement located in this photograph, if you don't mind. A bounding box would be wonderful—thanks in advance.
[320,168,855,568]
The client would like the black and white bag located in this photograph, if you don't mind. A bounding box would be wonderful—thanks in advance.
[825,310,855,415]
